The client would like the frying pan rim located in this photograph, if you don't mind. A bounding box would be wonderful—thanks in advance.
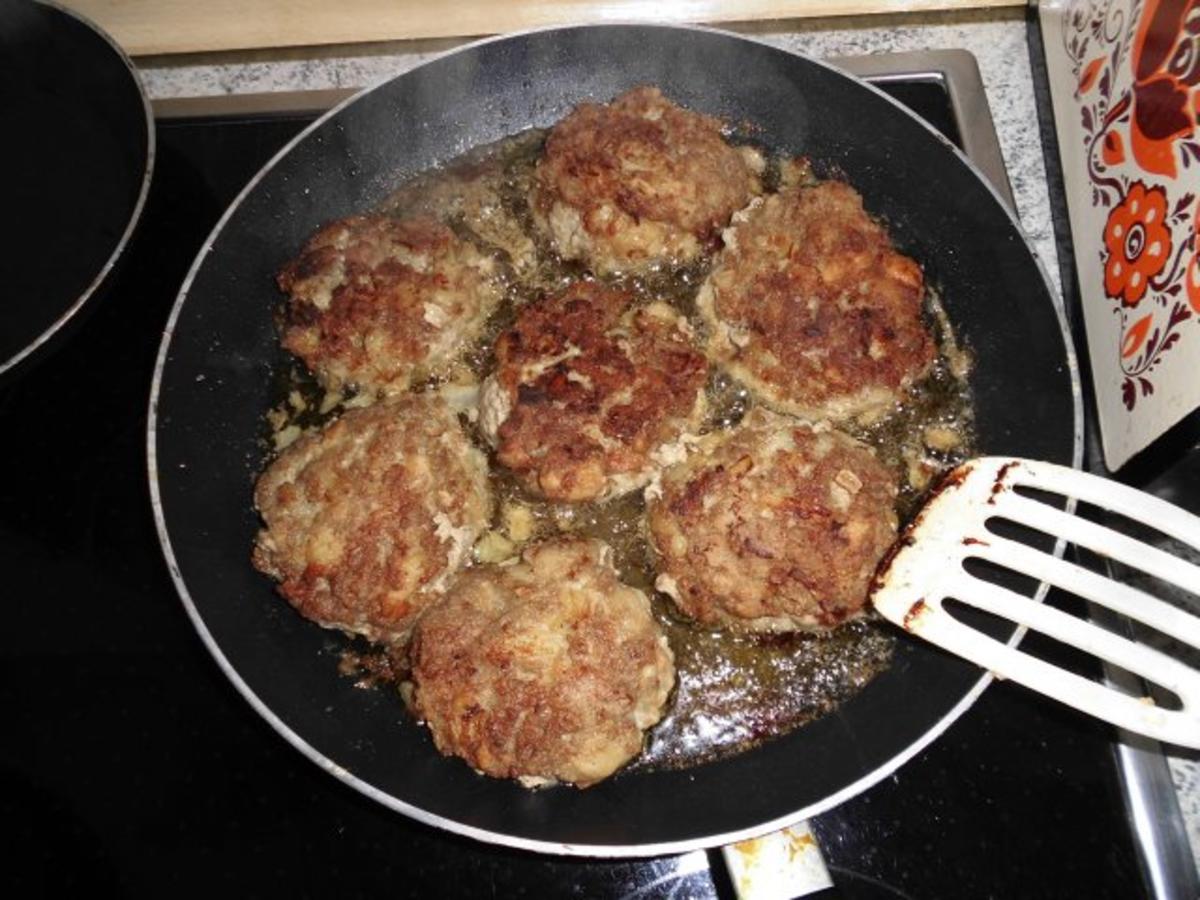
[146,21,1085,857]
[1,0,157,377]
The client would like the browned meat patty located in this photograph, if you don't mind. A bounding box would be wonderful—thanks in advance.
[252,394,492,644]
[646,408,898,632]
[531,86,763,275]
[276,214,502,395]
[479,281,709,502]
[408,538,675,788]
[698,181,935,422]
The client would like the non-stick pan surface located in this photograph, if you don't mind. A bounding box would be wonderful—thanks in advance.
[150,25,1081,856]
[0,0,153,378]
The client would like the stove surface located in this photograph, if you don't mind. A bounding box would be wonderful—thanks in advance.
[1,60,1149,897]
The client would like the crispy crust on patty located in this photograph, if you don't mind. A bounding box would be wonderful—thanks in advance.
[409,538,675,788]
[277,214,501,395]
[252,394,492,644]
[698,181,935,421]
[480,281,709,502]
[646,408,898,632]
[532,86,762,275]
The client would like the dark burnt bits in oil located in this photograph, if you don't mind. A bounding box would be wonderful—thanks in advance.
[337,644,401,689]
[263,116,977,777]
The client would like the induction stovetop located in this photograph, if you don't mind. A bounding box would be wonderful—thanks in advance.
[0,48,1170,898]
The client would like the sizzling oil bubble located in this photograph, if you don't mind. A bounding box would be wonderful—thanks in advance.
[266,128,976,774]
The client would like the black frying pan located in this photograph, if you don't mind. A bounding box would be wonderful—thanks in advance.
[149,25,1081,856]
[0,0,153,378]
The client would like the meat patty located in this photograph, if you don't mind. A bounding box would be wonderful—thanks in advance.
[252,394,492,644]
[479,281,709,502]
[646,408,898,632]
[277,214,502,395]
[698,181,935,422]
[408,538,675,788]
[532,86,762,275]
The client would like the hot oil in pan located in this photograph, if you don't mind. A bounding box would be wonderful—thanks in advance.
[269,129,976,772]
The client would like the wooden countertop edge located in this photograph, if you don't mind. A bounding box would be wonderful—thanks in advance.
[63,0,1024,57]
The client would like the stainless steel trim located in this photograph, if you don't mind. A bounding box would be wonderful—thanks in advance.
[1117,725,1199,899]
[1091,598,1199,899]
[153,88,358,119]
[833,49,1016,212]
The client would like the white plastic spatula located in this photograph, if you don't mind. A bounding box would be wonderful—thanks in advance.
[870,456,1200,749]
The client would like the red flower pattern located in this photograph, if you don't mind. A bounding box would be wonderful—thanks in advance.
[1186,209,1200,312]
[1068,0,1198,411]
[1103,181,1173,306]
[1130,0,1200,178]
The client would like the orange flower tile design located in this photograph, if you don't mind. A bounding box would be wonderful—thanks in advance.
[1130,0,1200,180]
[1065,0,1198,410]
[1102,181,1173,306]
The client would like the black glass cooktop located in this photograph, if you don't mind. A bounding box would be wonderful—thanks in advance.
[0,75,1147,898]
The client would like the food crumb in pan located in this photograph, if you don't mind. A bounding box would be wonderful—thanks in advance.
[472,529,515,563]
[923,424,962,452]
[501,500,536,542]
[905,452,939,493]
[317,390,342,415]
[272,423,302,451]
[778,155,817,189]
